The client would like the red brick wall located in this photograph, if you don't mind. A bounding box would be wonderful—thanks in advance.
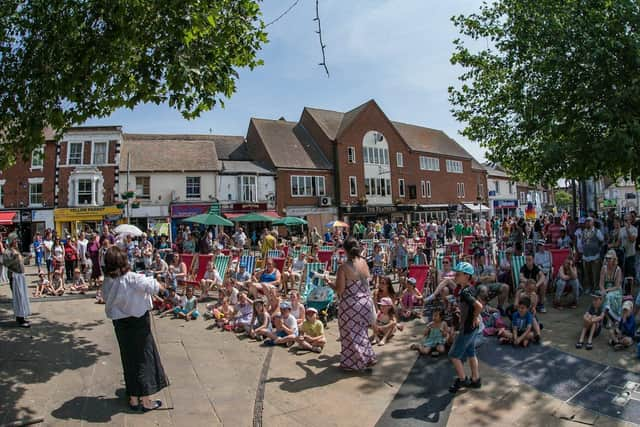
[299,109,335,164]
[275,170,334,215]
[0,141,56,208]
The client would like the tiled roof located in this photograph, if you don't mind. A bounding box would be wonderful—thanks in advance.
[391,121,472,159]
[304,107,344,140]
[471,159,486,171]
[483,162,511,178]
[211,136,248,160]
[250,118,333,170]
[221,160,275,175]
[121,134,220,172]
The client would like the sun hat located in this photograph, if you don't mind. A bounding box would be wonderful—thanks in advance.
[622,300,633,312]
[280,301,292,310]
[605,249,617,260]
[453,261,475,276]
[378,297,394,306]
[586,216,594,222]
[305,307,318,314]
[407,277,416,285]
[590,290,603,298]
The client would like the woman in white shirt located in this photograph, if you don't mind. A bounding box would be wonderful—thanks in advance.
[102,246,168,412]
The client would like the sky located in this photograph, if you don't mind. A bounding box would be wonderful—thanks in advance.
[85,0,485,161]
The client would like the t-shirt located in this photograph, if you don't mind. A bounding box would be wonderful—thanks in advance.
[619,226,638,258]
[520,264,541,281]
[301,319,324,337]
[283,313,299,335]
[233,270,251,283]
[459,286,479,334]
[475,264,496,282]
[291,259,306,273]
[204,269,222,284]
[180,295,197,312]
[226,287,239,305]
[534,251,552,271]
[588,304,603,317]
[511,311,533,333]
[619,314,636,337]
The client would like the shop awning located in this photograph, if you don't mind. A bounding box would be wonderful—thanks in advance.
[225,211,280,219]
[463,203,490,212]
[0,211,17,225]
[419,204,449,209]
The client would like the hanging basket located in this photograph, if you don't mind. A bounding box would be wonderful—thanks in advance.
[116,202,125,209]
[125,191,135,199]
[131,202,140,208]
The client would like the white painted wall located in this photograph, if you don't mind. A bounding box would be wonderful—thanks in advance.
[487,177,515,199]
[217,174,275,203]
[120,172,218,204]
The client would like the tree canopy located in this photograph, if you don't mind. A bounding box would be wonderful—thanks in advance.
[0,0,267,168]
[449,0,640,184]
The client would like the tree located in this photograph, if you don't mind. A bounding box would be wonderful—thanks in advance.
[449,0,640,185]
[554,190,573,210]
[0,0,267,168]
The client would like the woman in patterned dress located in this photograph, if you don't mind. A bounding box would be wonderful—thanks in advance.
[334,237,377,371]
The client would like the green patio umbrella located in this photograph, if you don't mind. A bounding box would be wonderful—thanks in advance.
[232,212,276,223]
[183,212,233,227]
[272,216,308,226]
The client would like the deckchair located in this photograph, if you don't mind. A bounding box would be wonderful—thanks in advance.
[183,254,213,291]
[214,254,231,282]
[272,257,286,274]
[408,264,430,295]
[238,255,256,274]
[463,236,474,255]
[317,250,333,266]
[511,255,526,290]
[301,262,327,296]
[267,250,281,259]
[319,245,334,252]
[549,248,571,285]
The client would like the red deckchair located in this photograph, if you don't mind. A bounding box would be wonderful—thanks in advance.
[408,264,430,295]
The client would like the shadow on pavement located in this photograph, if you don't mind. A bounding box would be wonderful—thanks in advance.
[0,305,109,425]
[51,388,130,422]
[265,354,348,392]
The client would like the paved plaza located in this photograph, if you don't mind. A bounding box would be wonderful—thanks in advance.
[1,265,639,427]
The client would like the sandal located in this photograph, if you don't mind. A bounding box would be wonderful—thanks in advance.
[585,343,593,350]
[575,342,583,349]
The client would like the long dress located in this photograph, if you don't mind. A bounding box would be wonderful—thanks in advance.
[338,278,377,370]
[2,249,31,318]
[603,265,622,321]
[88,241,101,279]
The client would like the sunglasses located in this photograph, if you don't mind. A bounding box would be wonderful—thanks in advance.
[443,261,450,264]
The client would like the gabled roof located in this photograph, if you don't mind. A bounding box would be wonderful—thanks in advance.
[391,122,472,159]
[122,134,220,172]
[471,159,486,172]
[483,162,511,178]
[221,160,275,175]
[250,118,333,170]
[304,107,344,140]
[212,136,249,161]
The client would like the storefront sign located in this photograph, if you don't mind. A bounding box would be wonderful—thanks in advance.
[227,203,267,212]
[20,209,32,222]
[493,200,519,209]
[54,206,123,221]
[285,206,337,216]
[170,203,211,218]
[31,210,54,229]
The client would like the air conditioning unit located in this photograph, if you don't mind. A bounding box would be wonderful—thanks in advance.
[319,196,332,207]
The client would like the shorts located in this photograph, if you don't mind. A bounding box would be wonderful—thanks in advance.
[173,307,199,318]
[35,256,43,267]
[372,266,384,276]
[46,258,53,273]
[448,329,479,362]
[276,330,288,338]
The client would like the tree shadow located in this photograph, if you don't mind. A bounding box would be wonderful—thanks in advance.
[51,388,131,423]
[0,305,109,425]
[265,354,355,393]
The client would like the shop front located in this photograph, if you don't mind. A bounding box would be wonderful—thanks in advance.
[54,206,123,236]
[222,203,280,237]
[412,204,449,224]
[170,202,216,238]
[127,204,169,232]
[491,199,519,219]
[285,206,338,234]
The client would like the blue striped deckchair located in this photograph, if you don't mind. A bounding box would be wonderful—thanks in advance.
[238,255,256,274]
[266,250,280,259]
[301,262,327,295]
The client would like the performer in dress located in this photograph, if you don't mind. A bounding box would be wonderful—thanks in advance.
[2,233,32,327]
[102,246,169,411]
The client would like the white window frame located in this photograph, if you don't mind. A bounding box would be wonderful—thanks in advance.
[396,152,404,168]
[446,159,463,174]
[398,179,405,197]
[478,183,484,198]
[347,147,356,164]
[520,191,526,203]
[426,180,432,198]
[509,181,514,194]
[457,182,466,198]
[186,176,201,200]
[494,180,500,193]
[28,177,45,207]
[92,141,108,165]
[67,141,84,165]
[77,178,93,205]
[31,146,44,169]
[349,176,358,197]
[239,175,257,202]
[136,176,151,200]
[419,156,440,171]
[290,176,327,197]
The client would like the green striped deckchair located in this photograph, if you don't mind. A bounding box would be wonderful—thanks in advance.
[319,245,334,252]
[215,255,231,282]
[290,248,301,259]
[435,254,458,271]
[511,255,525,289]
[302,262,327,298]
[300,245,311,254]
[497,250,506,267]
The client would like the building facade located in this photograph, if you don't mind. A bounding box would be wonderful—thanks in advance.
[484,163,519,218]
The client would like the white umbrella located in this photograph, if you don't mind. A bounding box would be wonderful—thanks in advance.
[113,224,143,237]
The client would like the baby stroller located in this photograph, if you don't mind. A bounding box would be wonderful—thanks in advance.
[302,269,336,326]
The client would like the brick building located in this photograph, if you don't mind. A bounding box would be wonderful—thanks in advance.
[54,126,123,236]
[0,130,56,250]
[247,100,488,227]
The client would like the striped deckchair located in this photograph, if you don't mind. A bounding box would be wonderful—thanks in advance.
[215,254,231,282]
[435,254,458,272]
[290,248,302,259]
[302,262,327,295]
[331,253,346,274]
[319,245,334,252]
[497,250,506,267]
[242,248,251,256]
[238,255,256,274]
[300,245,311,254]
[511,255,525,290]
[266,250,281,259]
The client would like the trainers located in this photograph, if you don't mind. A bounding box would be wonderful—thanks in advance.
[449,377,467,393]
[465,377,482,389]
[537,304,547,313]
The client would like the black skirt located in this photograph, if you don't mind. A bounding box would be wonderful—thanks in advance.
[113,311,169,397]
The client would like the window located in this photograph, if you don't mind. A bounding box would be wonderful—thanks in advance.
[31,146,44,169]
[349,176,358,196]
[457,183,465,198]
[446,159,463,173]
[239,176,257,202]
[426,180,432,198]
[365,178,391,197]
[136,176,150,199]
[186,176,201,199]
[29,183,43,206]
[508,181,514,194]
[396,152,404,167]
[520,192,526,203]
[398,179,405,197]
[543,192,548,204]
[68,142,83,165]
[290,176,326,197]
[347,147,356,164]
[93,141,108,164]
[494,180,500,193]
[421,180,426,198]
[478,183,484,198]
[363,147,389,165]
[419,156,440,171]
[77,179,93,204]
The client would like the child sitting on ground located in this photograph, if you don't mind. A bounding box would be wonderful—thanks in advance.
[50,270,65,296]
[609,300,636,350]
[576,291,605,350]
[232,292,254,332]
[199,261,222,301]
[158,288,180,317]
[249,299,270,340]
[221,279,239,305]
[69,268,89,294]
[212,297,235,330]
[411,308,448,357]
[264,302,299,347]
[372,297,398,346]
[499,296,534,347]
[34,272,49,297]
[296,307,326,353]
[513,279,542,339]
[399,277,423,320]
[173,287,199,321]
